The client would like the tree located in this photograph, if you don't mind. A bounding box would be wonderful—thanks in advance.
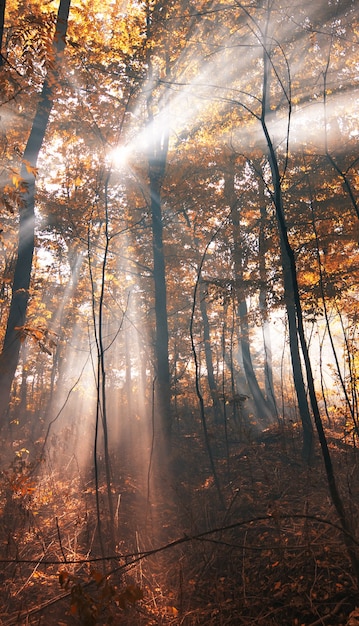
[258,177,278,416]
[199,276,227,425]
[258,0,359,575]
[224,150,273,426]
[147,103,172,442]
[0,0,71,424]
[0,0,5,66]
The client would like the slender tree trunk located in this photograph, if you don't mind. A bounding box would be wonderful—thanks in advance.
[190,235,225,508]
[259,266,276,414]
[0,0,71,424]
[260,25,313,458]
[0,0,5,66]
[282,267,313,457]
[224,152,272,425]
[87,173,116,554]
[124,326,133,417]
[199,279,224,424]
[258,194,278,416]
[260,20,359,578]
[238,299,272,425]
[266,130,359,575]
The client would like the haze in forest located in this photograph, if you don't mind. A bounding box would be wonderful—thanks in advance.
[0,0,359,623]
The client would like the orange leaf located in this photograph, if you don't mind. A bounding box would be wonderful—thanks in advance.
[24,160,38,177]
[166,606,179,615]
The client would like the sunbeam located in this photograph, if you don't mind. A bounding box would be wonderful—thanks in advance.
[2,0,359,622]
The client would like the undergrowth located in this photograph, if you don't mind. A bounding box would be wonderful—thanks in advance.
[1,421,359,625]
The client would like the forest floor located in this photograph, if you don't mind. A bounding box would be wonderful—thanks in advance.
[1,417,359,625]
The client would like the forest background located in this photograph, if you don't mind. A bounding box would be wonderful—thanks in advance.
[0,0,359,624]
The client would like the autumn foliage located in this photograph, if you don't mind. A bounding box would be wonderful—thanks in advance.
[0,0,359,623]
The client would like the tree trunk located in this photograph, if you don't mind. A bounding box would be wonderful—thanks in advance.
[124,323,133,418]
[0,0,5,67]
[224,152,273,426]
[148,132,171,442]
[238,298,272,425]
[259,22,313,458]
[199,279,224,424]
[281,252,313,458]
[258,195,278,416]
[265,126,359,574]
[0,0,71,425]
[260,22,359,580]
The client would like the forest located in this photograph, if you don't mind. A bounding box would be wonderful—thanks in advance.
[0,0,359,623]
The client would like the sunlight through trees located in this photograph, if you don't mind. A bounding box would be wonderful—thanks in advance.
[0,0,359,623]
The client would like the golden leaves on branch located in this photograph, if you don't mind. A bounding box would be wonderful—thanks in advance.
[0,161,38,213]
[14,325,58,355]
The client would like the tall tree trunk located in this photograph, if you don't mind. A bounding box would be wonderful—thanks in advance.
[281,266,313,457]
[238,299,272,425]
[224,152,272,425]
[260,28,313,458]
[258,182,278,416]
[261,20,359,578]
[199,279,224,424]
[148,129,171,442]
[144,0,172,444]
[0,0,5,67]
[0,0,71,425]
[88,173,115,554]
[124,323,133,418]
